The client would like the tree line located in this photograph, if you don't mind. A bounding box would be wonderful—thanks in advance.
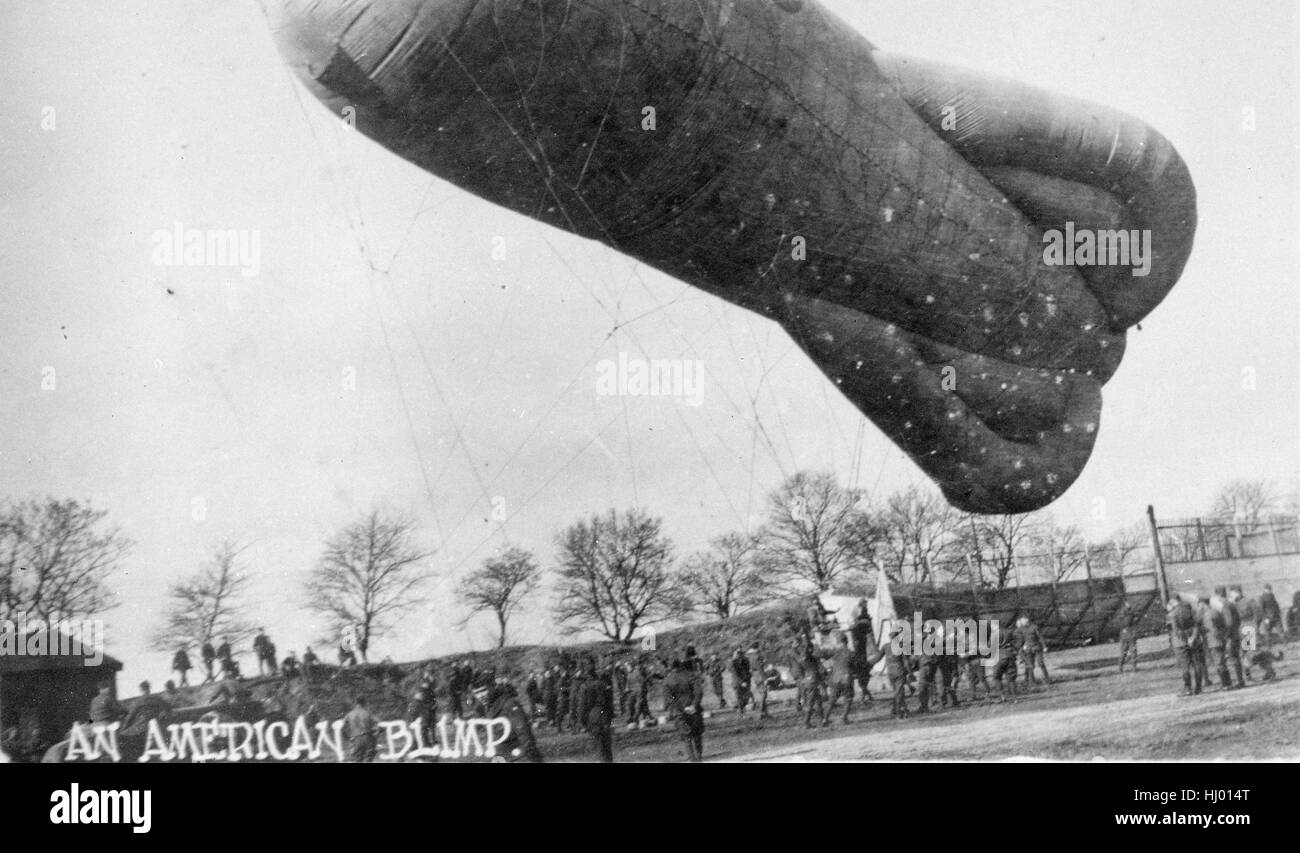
[0,476,1294,658]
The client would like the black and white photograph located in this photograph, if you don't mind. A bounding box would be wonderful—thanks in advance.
[0,0,1296,827]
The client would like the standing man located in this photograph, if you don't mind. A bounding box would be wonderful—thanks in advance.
[730,649,752,716]
[576,657,615,763]
[824,633,856,725]
[1198,596,1233,690]
[1168,597,1202,696]
[200,640,217,684]
[1259,584,1283,643]
[1014,616,1051,687]
[1117,603,1140,673]
[799,638,827,727]
[848,601,875,701]
[706,654,727,709]
[991,622,1019,701]
[612,662,629,717]
[302,646,319,683]
[481,679,543,763]
[662,658,706,762]
[172,646,192,687]
[542,666,559,727]
[746,645,771,720]
[787,637,808,714]
[1221,587,1247,688]
[343,696,379,762]
[524,671,542,720]
[253,629,271,676]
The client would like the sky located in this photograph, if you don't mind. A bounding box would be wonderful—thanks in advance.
[1,0,1297,688]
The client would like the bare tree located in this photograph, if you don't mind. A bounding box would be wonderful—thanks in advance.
[151,539,255,652]
[456,547,541,648]
[678,531,774,619]
[303,509,434,662]
[758,471,868,592]
[0,497,130,621]
[875,486,960,585]
[552,508,683,643]
[1210,479,1279,531]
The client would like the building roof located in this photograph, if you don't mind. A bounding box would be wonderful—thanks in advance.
[0,627,122,675]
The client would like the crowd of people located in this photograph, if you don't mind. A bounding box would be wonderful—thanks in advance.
[1164,583,1291,695]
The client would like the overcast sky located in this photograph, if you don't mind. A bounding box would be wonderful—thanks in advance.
[1,0,1296,687]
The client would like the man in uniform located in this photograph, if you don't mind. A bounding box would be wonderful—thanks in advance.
[1014,616,1051,687]
[787,637,807,713]
[480,679,543,763]
[524,671,542,719]
[302,646,319,682]
[799,637,827,727]
[1197,596,1233,690]
[172,646,192,687]
[575,657,615,762]
[824,633,856,725]
[1259,584,1284,643]
[848,601,875,701]
[706,653,727,709]
[343,695,379,762]
[746,645,771,719]
[542,666,559,727]
[200,640,217,684]
[991,622,1020,701]
[1117,603,1140,673]
[662,657,706,762]
[281,651,301,679]
[1221,587,1247,688]
[120,681,170,735]
[1168,597,1202,696]
[612,662,629,717]
[881,623,911,718]
[730,649,752,716]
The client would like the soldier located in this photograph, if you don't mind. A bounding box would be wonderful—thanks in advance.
[481,679,543,763]
[962,652,991,699]
[1217,586,1246,689]
[706,653,727,709]
[216,637,239,680]
[172,646,192,687]
[936,645,962,709]
[1197,596,1234,690]
[799,637,827,727]
[662,658,706,761]
[409,665,439,743]
[824,633,855,725]
[913,626,941,714]
[281,651,301,679]
[746,645,771,720]
[253,628,272,676]
[991,622,1020,701]
[1117,603,1140,673]
[787,637,807,713]
[611,661,629,716]
[567,662,584,733]
[121,681,171,736]
[200,640,217,684]
[730,649,752,715]
[881,624,911,718]
[524,671,542,719]
[302,646,319,682]
[1259,584,1283,642]
[848,601,875,701]
[576,657,615,762]
[1168,597,1202,696]
[1014,616,1051,686]
[541,666,559,727]
[343,696,379,762]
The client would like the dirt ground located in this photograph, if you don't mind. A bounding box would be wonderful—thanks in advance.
[537,635,1300,762]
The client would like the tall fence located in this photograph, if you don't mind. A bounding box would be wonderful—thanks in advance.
[1155,516,1300,563]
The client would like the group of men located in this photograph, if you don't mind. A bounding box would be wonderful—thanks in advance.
[1166,583,1287,695]
[170,630,328,687]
